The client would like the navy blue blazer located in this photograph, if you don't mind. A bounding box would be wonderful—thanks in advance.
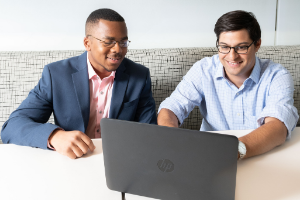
[1,52,157,149]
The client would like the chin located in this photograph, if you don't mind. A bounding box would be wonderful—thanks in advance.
[104,65,120,72]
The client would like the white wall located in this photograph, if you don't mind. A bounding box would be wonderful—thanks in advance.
[276,0,300,45]
[0,0,298,51]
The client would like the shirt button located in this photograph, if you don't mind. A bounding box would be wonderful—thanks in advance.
[97,129,99,132]
[237,113,240,116]
[99,110,102,114]
[100,91,104,95]
[97,77,100,79]
[236,92,239,95]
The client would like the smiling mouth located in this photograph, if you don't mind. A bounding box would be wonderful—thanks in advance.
[107,57,120,61]
[227,61,243,66]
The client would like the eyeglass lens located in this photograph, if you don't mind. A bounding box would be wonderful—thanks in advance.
[104,41,130,48]
[217,46,248,54]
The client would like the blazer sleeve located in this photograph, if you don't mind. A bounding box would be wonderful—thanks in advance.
[1,65,60,149]
[134,69,157,124]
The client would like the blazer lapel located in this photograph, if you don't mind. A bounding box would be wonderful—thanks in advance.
[72,52,90,131]
[109,61,129,119]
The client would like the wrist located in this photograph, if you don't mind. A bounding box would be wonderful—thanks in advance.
[238,141,247,160]
[49,128,63,147]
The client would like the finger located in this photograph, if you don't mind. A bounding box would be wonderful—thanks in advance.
[80,133,96,152]
[64,149,77,159]
[72,145,84,158]
[76,139,89,154]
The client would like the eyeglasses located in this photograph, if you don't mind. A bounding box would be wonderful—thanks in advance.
[216,40,255,54]
[87,35,130,48]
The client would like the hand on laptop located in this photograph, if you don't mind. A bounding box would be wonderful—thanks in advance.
[49,129,96,159]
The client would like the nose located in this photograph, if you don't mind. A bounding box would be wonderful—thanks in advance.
[110,42,122,54]
[226,48,239,60]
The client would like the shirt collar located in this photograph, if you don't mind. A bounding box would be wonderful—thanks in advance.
[214,55,261,84]
[248,56,260,84]
[215,56,225,79]
[87,53,116,80]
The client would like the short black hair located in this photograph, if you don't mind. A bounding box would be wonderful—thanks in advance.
[214,10,261,45]
[85,8,125,35]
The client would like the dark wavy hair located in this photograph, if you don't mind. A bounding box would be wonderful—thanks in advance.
[214,10,261,45]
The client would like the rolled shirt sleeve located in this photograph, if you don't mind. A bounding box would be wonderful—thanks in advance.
[158,60,204,126]
[257,68,299,139]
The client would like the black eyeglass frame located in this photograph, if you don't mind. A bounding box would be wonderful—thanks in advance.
[87,35,131,48]
[216,40,256,54]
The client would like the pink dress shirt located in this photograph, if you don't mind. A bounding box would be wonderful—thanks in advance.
[85,54,115,138]
[47,54,115,148]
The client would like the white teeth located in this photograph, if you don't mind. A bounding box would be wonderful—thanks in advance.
[108,57,118,61]
[228,61,241,65]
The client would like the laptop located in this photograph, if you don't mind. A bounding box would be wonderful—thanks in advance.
[101,118,238,200]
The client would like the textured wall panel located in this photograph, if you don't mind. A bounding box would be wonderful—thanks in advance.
[1,46,299,140]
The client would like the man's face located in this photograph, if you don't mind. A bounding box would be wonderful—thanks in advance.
[84,19,128,78]
[218,29,261,85]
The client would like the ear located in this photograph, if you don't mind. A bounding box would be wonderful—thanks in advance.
[83,36,91,51]
[254,39,261,52]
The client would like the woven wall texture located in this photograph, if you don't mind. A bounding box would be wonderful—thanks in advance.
[1,46,299,139]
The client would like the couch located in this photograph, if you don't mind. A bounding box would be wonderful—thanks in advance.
[1,45,300,143]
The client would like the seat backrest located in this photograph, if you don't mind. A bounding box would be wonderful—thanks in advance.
[0,46,299,140]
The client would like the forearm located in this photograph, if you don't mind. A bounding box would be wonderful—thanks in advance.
[1,116,59,149]
[157,108,179,128]
[239,117,287,159]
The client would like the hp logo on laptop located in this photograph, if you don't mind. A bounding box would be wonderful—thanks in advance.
[157,159,174,172]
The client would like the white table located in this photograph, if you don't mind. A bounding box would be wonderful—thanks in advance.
[0,139,121,200]
[1,128,300,200]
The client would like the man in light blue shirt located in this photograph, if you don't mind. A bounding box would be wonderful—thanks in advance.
[158,10,299,159]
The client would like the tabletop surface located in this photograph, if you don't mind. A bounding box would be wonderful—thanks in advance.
[0,128,300,200]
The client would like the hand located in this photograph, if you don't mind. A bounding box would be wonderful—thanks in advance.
[49,129,96,159]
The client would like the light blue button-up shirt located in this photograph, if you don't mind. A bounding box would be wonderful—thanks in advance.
[159,55,299,139]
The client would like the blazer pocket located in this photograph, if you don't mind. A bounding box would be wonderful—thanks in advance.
[122,98,139,108]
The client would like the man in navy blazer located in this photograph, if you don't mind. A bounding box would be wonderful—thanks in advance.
[1,9,157,159]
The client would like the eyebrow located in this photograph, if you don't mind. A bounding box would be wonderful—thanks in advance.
[219,42,250,46]
[103,36,128,40]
